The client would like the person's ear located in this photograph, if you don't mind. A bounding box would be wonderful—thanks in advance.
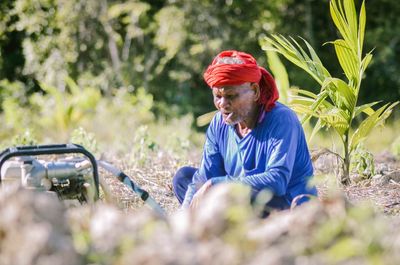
[251,83,260,101]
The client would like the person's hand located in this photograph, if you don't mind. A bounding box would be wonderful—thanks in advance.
[190,180,212,210]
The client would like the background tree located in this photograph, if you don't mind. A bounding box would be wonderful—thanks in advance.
[0,0,399,126]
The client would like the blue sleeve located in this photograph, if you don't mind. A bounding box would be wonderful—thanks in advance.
[239,112,299,196]
[182,116,227,207]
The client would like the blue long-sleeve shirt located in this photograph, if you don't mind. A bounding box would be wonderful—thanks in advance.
[182,102,317,208]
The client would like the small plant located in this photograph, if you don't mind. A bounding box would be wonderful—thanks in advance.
[30,76,101,139]
[350,143,374,179]
[70,127,99,155]
[261,0,398,185]
[130,125,157,166]
[11,129,38,146]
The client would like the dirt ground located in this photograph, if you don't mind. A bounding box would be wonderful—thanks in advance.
[101,149,400,217]
[344,152,400,216]
[313,149,400,216]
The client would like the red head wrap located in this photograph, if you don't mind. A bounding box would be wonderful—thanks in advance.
[203,50,279,111]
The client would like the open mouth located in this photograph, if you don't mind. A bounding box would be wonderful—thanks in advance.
[222,112,233,120]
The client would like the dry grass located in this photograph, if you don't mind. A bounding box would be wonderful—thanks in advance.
[96,146,400,219]
[98,150,201,215]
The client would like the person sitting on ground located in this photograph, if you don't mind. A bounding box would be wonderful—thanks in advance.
[172,50,317,214]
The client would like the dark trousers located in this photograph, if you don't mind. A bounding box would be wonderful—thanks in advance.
[172,166,290,214]
[172,166,197,204]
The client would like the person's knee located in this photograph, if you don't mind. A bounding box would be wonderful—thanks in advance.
[172,166,196,190]
[173,167,187,188]
[172,166,197,204]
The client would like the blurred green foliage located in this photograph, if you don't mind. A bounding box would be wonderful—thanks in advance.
[1,0,398,115]
[63,184,400,264]
[0,0,399,151]
[391,136,400,159]
[10,129,38,146]
[70,127,99,155]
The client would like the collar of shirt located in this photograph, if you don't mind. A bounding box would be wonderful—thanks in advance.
[257,107,266,124]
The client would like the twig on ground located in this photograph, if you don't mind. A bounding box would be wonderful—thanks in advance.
[389,179,400,187]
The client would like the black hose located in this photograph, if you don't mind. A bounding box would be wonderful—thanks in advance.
[97,160,167,219]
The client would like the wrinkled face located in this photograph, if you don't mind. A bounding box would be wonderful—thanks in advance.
[212,82,259,125]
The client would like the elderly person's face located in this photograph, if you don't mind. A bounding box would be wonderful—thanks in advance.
[212,82,259,126]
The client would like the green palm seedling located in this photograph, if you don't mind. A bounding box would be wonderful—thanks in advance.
[260,0,398,185]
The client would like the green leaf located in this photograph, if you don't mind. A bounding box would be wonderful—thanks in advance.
[196,110,217,127]
[309,118,323,142]
[377,101,399,125]
[300,37,331,79]
[264,36,305,71]
[261,35,327,85]
[360,51,373,73]
[266,50,290,104]
[314,106,350,137]
[301,90,330,124]
[350,103,398,151]
[289,88,335,124]
[262,0,395,184]
[330,0,351,44]
[332,39,358,81]
[344,0,358,45]
[290,96,315,107]
[322,78,356,111]
[39,82,63,105]
[354,101,380,117]
[65,76,80,95]
[358,1,366,55]
[321,107,350,124]
[290,88,318,99]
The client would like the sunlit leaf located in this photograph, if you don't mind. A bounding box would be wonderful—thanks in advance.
[261,35,325,85]
[196,110,217,127]
[266,50,290,104]
[344,0,358,45]
[330,0,351,44]
[358,1,366,54]
[349,103,398,151]
[322,78,356,111]
[360,51,373,73]
[331,40,358,81]
[300,37,331,79]
[309,118,323,142]
[65,76,80,95]
[354,101,381,117]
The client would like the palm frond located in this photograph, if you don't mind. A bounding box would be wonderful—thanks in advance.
[330,0,358,51]
[309,118,324,142]
[330,39,359,82]
[358,1,366,55]
[322,78,356,111]
[354,101,381,117]
[360,51,373,73]
[261,35,330,85]
[350,102,398,151]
